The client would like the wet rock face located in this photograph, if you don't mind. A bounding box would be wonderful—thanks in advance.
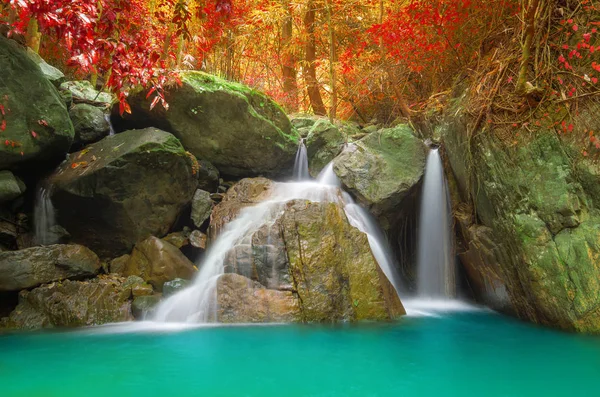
[49,128,197,257]
[0,35,74,169]
[443,95,600,333]
[112,71,298,178]
[333,125,427,230]
[2,275,133,329]
[68,104,110,150]
[0,244,100,292]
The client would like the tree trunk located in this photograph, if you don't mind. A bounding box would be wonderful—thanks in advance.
[26,18,41,53]
[303,0,327,116]
[516,0,541,94]
[325,0,337,121]
[281,0,299,112]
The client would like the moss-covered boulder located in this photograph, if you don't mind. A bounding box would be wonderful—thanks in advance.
[216,273,300,323]
[0,170,26,203]
[122,236,196,291]
[68,103,110,150]
[25,48,65,86]
[443,93,600,333]
[0,35,74,169]
[281,200,404,322]
[60,80,113,105]
[112,71,298,177]
[333,125,427,229]
[0,244,100,292]
[1,275,133,330]
[305,118,345,176]
[49,128,197,257]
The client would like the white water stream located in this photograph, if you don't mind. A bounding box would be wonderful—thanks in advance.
[34,186,57,246]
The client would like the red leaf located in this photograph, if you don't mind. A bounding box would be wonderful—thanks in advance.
[0,120,5,131]
[31,130,38,138]
[149,96,160,110]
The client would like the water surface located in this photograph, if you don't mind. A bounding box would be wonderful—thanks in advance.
[1,309,599,397]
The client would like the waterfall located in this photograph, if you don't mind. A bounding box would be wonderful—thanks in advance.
[153,143,404,323]
[293,139,309,180]
[34,186,57,246]
[416,148,455,299]
[105,114,116,136]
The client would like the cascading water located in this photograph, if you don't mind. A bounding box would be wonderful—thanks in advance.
[415,148,455,299]
[34,186,57,245]
[153,144,403,323]
[105,114,116,136]
[293,139,309,180]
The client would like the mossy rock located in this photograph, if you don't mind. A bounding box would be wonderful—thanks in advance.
[0,35,74,169]
[112,71,298,177]
[49,128,197,257]
[305,118,345,176]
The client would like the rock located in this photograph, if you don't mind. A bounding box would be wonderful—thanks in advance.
[443,93,600,333]
[305,119,345,176]
[49,128,197,257]
[109,254,130,274]
[131,295,161,319]
[216,273,300,323]
[197,159,220,192]
[2,275,133,329]
[0,171,26,203]
[122,275,146,291]
[189,230,207,249]
[112,71,298,177]
[162,230,190,249]
[163,278,190,297]
[68,104,110,150]
[60,80,113,105]
[191,189,213,228]
[132,283,153,297]
[25,48,65,86]
[211,178,405,322]
[123,236,196,291]
[333,125,427,229]
[210,193,225,202]
[281,200,404,321]
[0,35,74,169]
[0,244,100,292]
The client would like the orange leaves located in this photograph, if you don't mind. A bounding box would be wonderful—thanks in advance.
[0,120,5,132]
[70,161,89,169]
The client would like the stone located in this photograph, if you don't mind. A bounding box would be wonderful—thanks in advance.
[196,159,220,192]
[281,200,404,322]
[305,118,345,176]
[0,244,101,292]
[216,273,300,323]
[0,171,26,203]
[68,104,110,150]
[132,283,154,297]
[0,35,74,169]
[189,230,207,249]
[1,275,133,329]
[59,80,113,105]
[25,48,65,86]
[109,254,130,274]
[163,278,190,297]
[191,189,213,228]
[48,128,197,257]
[132,295,161,319]
[333,125,427,230]
[112,71,298,177]
[123,236,196,291]
[162,230,191,249]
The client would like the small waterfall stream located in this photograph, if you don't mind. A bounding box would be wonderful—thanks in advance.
[415,148,455,299]
[105,114,116,136]
[34,186,57,246]
[154,144,403,323]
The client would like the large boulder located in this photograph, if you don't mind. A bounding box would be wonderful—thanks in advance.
[443,92,600,333]
[0,244,100,292]
[333,125,427,229]
[49,128,197,257]
[211,178,405,322]
[112,71,298,177]
[0,35,74,169]
[1,275,133,329]
[25,48,65,86]
[60,80,113,105]
[68,103,110,150]
[122,236,196,291]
